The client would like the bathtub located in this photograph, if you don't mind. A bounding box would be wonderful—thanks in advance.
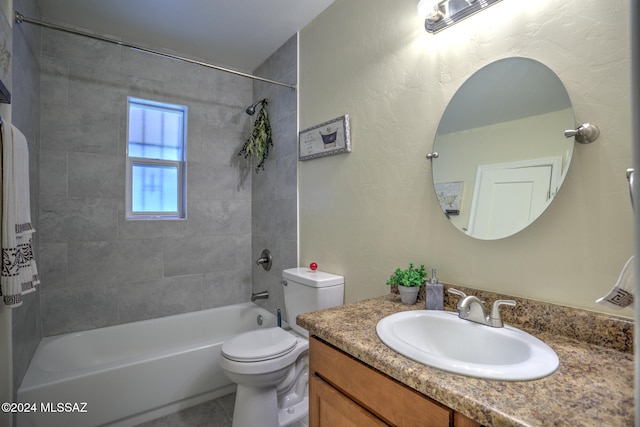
[17,302,276,427]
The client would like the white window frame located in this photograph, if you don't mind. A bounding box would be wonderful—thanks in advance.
[125,97,187,220]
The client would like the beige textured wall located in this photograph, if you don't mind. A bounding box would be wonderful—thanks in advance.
[299,0,633,317]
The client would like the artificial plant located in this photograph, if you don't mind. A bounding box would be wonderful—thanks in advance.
[386,263,427,288]
[238,100,273,173]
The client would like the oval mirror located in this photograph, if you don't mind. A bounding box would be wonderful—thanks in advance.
[432,57,575,240]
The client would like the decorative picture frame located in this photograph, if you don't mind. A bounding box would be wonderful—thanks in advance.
[299,114,351,161]
[434,181,464,215]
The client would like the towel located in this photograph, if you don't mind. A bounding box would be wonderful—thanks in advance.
[1,122,39,307]
[596,255,635,310]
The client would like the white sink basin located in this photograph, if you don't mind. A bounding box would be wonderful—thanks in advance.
[376,310,559,381]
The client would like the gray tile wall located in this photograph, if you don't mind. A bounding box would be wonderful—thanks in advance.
[4,5,299,409]
[12,0,42,399]
[251,36,298,319]
[39,25,257,336]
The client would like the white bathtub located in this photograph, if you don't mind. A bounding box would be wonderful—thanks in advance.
[17,303,276,427]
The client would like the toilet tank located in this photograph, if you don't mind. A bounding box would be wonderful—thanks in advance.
[282,267,344,337]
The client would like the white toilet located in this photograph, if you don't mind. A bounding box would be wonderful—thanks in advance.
[220,268,344,427]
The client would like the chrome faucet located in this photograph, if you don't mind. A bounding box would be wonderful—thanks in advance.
[251,290,269,301]
[448,288,516,328]
[255,249,272,271]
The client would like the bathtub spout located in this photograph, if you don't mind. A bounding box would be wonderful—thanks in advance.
[251,291,269,301]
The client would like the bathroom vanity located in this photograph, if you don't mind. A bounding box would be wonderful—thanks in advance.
[309,336,479,426]
[298,290,634,426]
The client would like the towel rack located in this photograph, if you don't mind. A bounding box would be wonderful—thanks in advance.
[0,78,10,104]
[628,168,635,212]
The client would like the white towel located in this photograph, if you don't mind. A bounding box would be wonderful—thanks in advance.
[1,122,39,307]
[596,255,635,310]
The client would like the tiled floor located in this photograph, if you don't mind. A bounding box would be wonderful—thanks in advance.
[135,392,309,427]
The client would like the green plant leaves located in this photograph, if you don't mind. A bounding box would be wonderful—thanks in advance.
[386,263,427,287]
[238,101,273,173]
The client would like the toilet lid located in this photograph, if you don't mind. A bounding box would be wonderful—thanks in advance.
[222,327,298,362]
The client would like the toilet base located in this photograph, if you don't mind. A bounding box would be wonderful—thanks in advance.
[278,396,308,427]
[231,384,278,427]
[231,385,308,427]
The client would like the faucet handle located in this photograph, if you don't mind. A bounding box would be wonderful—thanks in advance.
[489,300,516,327]
[447,288,467,309]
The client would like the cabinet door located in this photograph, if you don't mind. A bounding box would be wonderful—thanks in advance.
[310,338,451,427]
[310,374,388,427]
[454,412,483,427]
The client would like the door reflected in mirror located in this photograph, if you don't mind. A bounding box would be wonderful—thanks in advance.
[432,57,575,240]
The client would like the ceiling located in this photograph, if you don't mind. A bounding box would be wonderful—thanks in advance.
[35,0,335,72]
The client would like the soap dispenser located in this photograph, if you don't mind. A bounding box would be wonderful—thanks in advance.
[425,268,443,310]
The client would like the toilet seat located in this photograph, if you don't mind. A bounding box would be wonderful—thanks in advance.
[222,327,298,362]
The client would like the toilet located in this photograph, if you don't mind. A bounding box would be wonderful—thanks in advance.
[220,268,344,427]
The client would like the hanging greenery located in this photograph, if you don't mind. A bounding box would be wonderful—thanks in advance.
[238,100,273,173]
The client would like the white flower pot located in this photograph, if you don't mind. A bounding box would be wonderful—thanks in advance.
[398,285,420,305]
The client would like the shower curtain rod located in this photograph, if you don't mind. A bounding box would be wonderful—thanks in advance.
[14,12,296,90]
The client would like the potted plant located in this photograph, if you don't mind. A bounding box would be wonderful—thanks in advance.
[386,263,427,305]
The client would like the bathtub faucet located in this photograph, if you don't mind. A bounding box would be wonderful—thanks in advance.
[251,291,269,302]
[255,249,272,271]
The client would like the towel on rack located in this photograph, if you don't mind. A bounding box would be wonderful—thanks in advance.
[596,255,635,310]
[1,121,39,307]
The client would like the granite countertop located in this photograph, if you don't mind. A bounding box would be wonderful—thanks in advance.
[297,292,634,427]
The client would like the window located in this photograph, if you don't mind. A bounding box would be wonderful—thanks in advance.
[126,97,187,219]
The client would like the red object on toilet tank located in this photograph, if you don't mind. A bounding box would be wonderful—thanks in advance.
[310,262,318,271]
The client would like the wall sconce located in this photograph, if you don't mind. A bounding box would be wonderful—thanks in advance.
[418,0,503,33]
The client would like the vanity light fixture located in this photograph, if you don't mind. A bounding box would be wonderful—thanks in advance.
[418,0,504,33]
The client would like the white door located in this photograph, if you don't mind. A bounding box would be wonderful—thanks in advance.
[468,165,553,239]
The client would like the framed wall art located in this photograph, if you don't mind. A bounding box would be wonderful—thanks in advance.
[299,114,351,161]
[434,181,464,215]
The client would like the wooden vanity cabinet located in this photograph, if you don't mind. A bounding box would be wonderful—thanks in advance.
[309,337,481,427]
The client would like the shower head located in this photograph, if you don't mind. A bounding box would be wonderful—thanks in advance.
[246,99,267,115]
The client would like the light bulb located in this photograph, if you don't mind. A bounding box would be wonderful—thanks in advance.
[417,0,444,23]
[417,0,439,18]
